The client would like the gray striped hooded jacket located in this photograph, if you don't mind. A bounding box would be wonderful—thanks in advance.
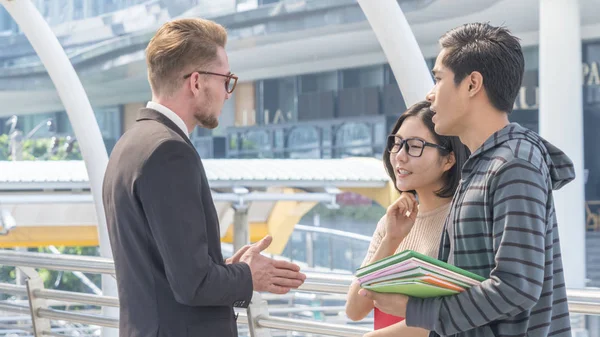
[406,123,575,337]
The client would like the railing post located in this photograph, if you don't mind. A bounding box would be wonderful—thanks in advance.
[328,236,334,270]
[247,291,272,337]
[305,231,314,268]
[21,267,51,337]
[232,202,250,253]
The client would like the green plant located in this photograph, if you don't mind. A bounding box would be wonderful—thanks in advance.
[0,136,82,161]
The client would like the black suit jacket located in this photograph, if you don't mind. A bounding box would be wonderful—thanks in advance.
[102,108,253,337]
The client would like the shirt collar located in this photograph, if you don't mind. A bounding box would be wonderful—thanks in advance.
[146,101,190,139]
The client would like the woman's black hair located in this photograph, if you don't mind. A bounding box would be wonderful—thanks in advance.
[382,100,470,198]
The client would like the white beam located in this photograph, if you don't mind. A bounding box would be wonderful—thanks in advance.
[539,0,585,290]
[0,1,117,335]
[357,0,433,106]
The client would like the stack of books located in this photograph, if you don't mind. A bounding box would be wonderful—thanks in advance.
[356,250,486,298]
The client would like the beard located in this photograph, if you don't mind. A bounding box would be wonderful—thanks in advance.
[197,114,219,129]
[194,87,220,129]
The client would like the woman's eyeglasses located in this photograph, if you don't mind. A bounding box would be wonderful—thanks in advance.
[386,135,449,157]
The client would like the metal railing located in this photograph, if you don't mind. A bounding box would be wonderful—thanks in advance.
[289,224,372,271]
[0,250,598,337]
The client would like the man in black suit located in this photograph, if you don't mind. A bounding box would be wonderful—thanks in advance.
[102,18,306,337]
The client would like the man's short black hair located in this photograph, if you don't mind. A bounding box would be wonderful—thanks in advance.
[439,22,524,113]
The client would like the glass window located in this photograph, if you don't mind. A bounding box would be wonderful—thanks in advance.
[241,130,271,157]
[0,7,11,31]
[382,64,407,115]
[260,76,297,124]
[73,0,84,20]
[56,112,72,134]
[94,106,122,152]
[426,57,436,71]
[300,71,338,94]
[384,64,398,86]
[21,113,57,139]
[0,117,7,134]
[0,7,18,32]
[212,92,236,137]
[584,41,600,104]
[523,47,539,71]
[583,41,600,205]
[259,0,280,5]
[342,65,383,89]
[287,126,320,159]
[511,68,539,131]
[583,43,600,293]
[335,123,372,157]
[52,106,123,153]
[510,48,540,130]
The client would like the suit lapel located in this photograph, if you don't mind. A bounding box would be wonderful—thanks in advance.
[136,108,195,148]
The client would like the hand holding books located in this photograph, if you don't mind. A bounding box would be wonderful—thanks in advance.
[358,287,409,318]
[383,193,419,244]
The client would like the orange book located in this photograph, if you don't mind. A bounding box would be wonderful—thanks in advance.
[366,275,465,292]
[420,275,465,292]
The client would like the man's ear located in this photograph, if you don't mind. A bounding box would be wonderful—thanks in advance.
[188,72,201,95]
[467,71,484,97]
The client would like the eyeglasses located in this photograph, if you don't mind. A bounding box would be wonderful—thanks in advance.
[183,71,238,94]
[386,135,449,157]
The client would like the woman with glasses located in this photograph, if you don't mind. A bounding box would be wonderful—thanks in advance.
[345,100,469,337]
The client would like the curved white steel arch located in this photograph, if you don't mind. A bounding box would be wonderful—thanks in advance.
[0,0,118,334]
[358,0,433,106]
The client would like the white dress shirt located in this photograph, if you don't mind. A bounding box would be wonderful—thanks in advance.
[146,101,190,139]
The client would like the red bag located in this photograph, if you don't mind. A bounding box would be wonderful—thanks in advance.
[374,307,404,330]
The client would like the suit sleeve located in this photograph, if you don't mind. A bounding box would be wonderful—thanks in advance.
[136,139,253,307]
[405,159,549,334]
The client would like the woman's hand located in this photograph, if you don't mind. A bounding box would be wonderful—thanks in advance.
[383,193,418,244]
[358,289,409,318]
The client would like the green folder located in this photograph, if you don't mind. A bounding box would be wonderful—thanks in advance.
[363,281,460,298]
[361,266,472,288]
[356,249,486,282]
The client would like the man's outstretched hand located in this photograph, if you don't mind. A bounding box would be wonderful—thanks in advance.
[240,235,307,294]
[225,244,252,265]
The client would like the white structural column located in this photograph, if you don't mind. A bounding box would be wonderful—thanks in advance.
[539,0,586,287]
[0,1,118,335]
[357,0,433,106]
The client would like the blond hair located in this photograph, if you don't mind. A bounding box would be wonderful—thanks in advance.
[145,18,227,96]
